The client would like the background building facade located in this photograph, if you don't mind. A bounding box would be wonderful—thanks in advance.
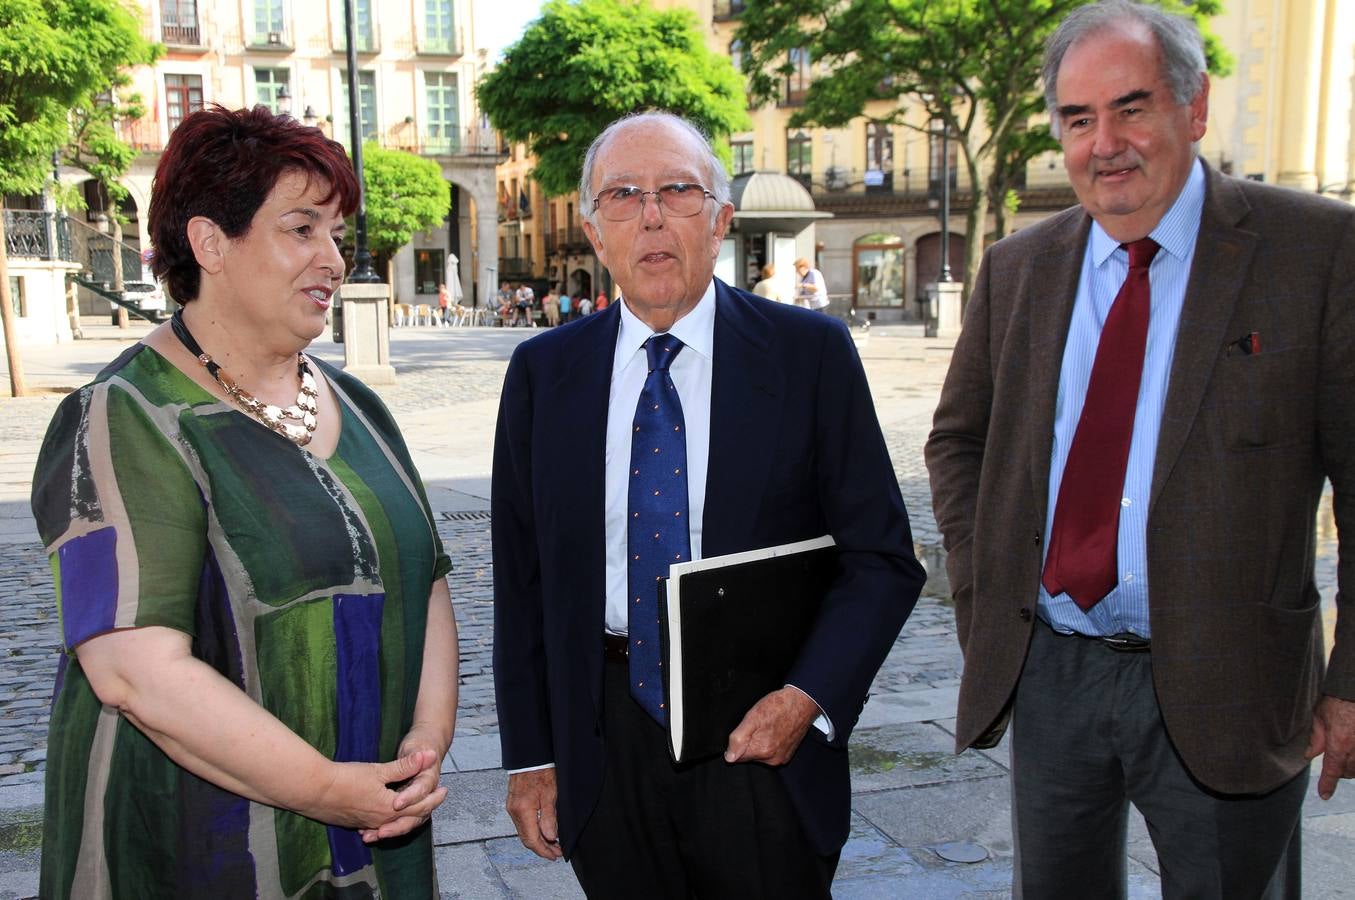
[493,0,1353,324]
[6,0,504,345]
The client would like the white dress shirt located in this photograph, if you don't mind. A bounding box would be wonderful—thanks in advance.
[603,284,716,632]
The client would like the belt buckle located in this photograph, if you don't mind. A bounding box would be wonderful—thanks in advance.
[1100,633,1150,652]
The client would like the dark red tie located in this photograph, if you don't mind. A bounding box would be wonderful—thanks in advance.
[1042,238,1160,610]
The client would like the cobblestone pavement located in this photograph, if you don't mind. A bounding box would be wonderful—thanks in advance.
[1,323,1339,855]
[0,325,966,792]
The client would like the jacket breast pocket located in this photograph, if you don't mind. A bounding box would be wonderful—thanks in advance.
[1212,347,1315,451]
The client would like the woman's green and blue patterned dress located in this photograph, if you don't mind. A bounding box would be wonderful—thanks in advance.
[31,344,451,899]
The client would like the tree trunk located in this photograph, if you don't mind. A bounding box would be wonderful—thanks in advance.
[991,177,1012,241]
[958,142,989,311]
[112,217,128,329]
[67,276,83,340]
[0,217,27,397]
[962,188,988,312]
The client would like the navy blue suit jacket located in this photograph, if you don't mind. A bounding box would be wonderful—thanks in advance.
[492,279,924,856]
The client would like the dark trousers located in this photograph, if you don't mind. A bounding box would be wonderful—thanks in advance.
[570,658,838,899]
[1011,619,1307,899]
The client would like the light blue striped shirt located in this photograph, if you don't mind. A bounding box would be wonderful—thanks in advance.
[1039,159,1205,638]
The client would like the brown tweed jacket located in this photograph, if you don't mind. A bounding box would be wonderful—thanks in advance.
[925,163,1355,795]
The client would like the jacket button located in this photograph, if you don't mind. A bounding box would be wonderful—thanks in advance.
[1033,531,1041,545]
[1019,608,1032,622]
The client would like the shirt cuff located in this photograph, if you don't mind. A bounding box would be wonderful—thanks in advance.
[784,683,835,742]
[505,762,555,775]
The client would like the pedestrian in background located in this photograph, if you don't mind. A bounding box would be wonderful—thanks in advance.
[926,2,1355,895]
[558,291,573,323]
[437,282,451,326]
[31,105,459,899]
[753,263,784,303]
[595,291,609,312]
[543,288,560,327]
[794,257,828,311]
[578,293,593,316]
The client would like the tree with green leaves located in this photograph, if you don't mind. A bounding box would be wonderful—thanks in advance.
[477,0,750,198]
[360,143,452,279]
[0,0,158,394]
[64,83,160,325]
[736,0,1230,298]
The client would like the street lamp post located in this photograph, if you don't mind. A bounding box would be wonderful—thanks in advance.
[343,0,380,285]
[937,119,953,284]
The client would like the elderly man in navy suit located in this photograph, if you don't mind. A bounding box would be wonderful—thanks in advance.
[491,111,924,898]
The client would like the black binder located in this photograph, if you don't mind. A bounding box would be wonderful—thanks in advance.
[659,536,838,763]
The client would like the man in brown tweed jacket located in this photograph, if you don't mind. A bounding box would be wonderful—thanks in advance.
[926,1,1355,895]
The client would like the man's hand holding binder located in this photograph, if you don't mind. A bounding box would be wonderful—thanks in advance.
[724,686,821,766]
[660,535,840,764]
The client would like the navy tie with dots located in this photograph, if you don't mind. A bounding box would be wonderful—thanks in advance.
[627,333,689,725]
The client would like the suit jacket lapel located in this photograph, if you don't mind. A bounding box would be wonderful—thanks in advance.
[1150,166,1257,509]
[704,281,781,556]
[1027,211,1093,515]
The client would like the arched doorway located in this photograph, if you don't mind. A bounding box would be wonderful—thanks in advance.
[852,232,906,309]
[570,268,592,302]
[913,231,964,300]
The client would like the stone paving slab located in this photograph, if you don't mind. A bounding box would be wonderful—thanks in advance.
[480,837,585,899]
[432,769,517,846]
[848,722,1006,794]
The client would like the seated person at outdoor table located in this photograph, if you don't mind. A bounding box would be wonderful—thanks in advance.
[31,104,459,899]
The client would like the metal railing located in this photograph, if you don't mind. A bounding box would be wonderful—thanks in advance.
[376,126,503,157]
[116,116,164,152]
[418,35,460,55]
[3,210,74,262]
[88,243,144,285]
[554,225,588,249]
[63,214,146,285]
[161,23,200,44]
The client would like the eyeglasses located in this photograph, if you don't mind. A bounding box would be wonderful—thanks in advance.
[591,182,715,221]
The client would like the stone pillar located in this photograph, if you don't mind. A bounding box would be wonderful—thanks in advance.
[338,282,396,385]
[477,203,499,309]
[1275,0,1324,191]
[925,280,964,340]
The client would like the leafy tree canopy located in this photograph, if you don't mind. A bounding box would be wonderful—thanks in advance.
[736,0,1230,290]
[0,0,159,195]
[477,0,750,197]
[360,143,452,258]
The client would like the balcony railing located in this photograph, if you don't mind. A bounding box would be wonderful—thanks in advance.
[333,28,379,54]
[553,226,589,251]
[161,23,200,45]
[116,116,164,152]
[712,0,746,19]
[248,29,292,49]
[418,34,460,55]
[376,127,505,158]
[499,257,530,276]
[3,211,74,262]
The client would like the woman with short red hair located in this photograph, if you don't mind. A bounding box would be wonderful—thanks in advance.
[33,105,458,898]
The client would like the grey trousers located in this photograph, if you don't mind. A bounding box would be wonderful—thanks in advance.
[1010,619,1308,899]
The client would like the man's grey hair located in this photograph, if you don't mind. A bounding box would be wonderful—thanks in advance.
[577,111,732,225]
[1043,0,1206,137]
